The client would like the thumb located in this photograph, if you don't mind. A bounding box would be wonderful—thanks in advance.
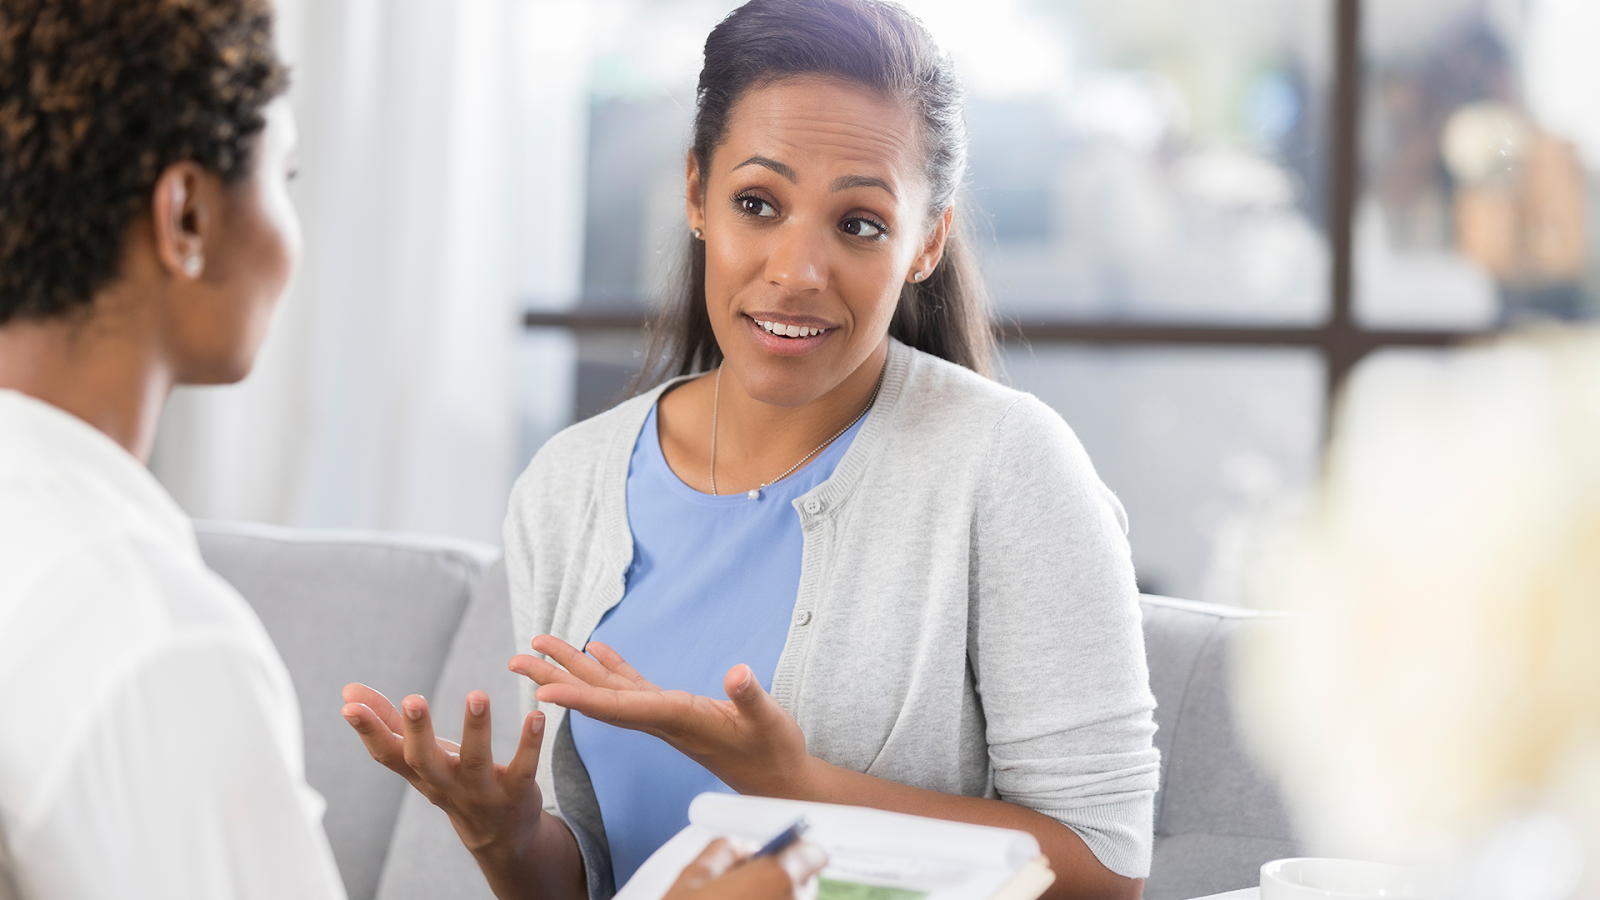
[723,664,778,714]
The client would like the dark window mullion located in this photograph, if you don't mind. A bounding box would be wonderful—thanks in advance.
[1324,0,1363,405]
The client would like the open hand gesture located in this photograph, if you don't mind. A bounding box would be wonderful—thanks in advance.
[340,685,586,899]
[510,636,814,797]
[340,684,545,855]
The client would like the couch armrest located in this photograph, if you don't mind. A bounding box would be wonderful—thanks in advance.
[1141,596,1302,900]
[197,521,496,900]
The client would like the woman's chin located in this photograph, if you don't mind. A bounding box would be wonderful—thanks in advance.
[726,360,843,409]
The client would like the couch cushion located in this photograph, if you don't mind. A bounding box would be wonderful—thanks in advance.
[376,559,522,900]
[196,521,496,900]
[1140,596,1302,900]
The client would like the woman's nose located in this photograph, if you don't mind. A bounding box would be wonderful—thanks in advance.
[765,224,828,293]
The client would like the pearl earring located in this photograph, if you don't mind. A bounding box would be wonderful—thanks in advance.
[912,271,925,282]
[691,228,703,240]
[183,255,204,278]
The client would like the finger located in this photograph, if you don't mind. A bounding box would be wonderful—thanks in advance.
[458,690,494,778]
[713,856,800,900]
[533,681,692,732]
[503,710,546,788]
[341,702,418,784]
[530,635,632,689]
[344,697,460,753]
[776,840,829,885]
[586,641,662,690]
[508,653,590,689]
[399,695,452,783]
[674,838,742,892]
[534,682,704,739]
[724,665,789,726]
[343,683,404,734]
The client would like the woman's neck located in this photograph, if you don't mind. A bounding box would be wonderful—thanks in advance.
[0,297,174,463]
[657,341,888,496]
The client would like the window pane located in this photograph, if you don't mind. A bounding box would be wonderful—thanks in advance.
[574,0,1334,326]
[1005,345,1324,602]
[1358,0,1600,328]
[971,0,1333,325]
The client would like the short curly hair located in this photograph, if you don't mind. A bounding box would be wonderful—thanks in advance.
[0,0,288,325]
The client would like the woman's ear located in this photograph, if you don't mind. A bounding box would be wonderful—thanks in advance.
[149,162,214,281]
[684,151,707,235]
[906,206,954,284]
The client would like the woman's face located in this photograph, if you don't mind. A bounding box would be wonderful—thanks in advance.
[688,76,949,407]
[169,96,302,384]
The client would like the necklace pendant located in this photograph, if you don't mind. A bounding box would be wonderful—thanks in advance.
[747,488,761,500]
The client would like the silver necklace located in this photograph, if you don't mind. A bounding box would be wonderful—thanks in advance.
[709,365,884,500]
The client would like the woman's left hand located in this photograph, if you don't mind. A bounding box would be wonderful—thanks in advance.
[509,636,813,797]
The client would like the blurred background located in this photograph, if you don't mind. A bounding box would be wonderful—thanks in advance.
[151,0,1600,603]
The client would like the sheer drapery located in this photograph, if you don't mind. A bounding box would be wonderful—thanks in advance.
[152,0,588,544]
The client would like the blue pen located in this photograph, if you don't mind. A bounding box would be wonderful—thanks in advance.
[752,816,810,859]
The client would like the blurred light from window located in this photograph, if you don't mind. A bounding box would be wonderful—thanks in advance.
[1358,0,1597,328]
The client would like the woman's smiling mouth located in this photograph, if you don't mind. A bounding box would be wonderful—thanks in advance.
[755,319,828,338]
[742,314,835,355]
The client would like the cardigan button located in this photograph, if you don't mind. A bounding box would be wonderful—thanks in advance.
[795,610,813,626]
[803,498,822,514]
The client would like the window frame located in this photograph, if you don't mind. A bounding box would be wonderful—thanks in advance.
[522,0,1484,416]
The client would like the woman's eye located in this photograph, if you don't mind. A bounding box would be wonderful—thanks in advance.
[737,195,777,218]
[841,217,887,239]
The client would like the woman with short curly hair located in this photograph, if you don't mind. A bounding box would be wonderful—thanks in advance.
[0,1,335,897]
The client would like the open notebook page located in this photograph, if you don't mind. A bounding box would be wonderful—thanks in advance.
[615,793,1050,900]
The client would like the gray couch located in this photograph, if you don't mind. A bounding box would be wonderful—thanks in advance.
[195,520,1301,900]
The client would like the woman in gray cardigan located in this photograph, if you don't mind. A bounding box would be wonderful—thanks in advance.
[344,2,1157,899]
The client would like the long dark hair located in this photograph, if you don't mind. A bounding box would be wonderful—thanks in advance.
[632,0,994,391]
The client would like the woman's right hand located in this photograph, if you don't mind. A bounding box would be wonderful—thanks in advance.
[664,838,828,900]
[340,684,584,900]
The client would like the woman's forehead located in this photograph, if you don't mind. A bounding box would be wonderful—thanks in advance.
[714,77,922,189]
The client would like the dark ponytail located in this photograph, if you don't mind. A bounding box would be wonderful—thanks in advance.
[633,0,994,391]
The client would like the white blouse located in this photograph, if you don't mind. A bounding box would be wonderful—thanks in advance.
[0,390,345,900]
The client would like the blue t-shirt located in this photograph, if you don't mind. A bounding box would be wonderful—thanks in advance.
[569,400,866,887]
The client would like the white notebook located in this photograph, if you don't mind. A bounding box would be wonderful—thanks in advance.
[615,793,1056,900]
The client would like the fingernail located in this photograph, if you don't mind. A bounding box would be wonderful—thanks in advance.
[468,697,486,716]
[344,714,361,727]
[785,842,828,880]
[797,843,827,867]
[405,703,423,721]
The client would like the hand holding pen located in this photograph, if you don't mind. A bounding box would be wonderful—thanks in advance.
[664,817,825,900]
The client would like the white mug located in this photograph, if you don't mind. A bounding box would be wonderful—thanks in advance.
[1261,857,1433,900]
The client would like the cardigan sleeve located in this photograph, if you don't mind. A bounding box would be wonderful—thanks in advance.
[969,395,1160,879]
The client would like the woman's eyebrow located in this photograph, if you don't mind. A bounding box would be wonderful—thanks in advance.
[831,173,896,199]
[730,157,896,200]
[732,155,798,181]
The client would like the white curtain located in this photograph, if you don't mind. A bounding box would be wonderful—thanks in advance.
[152,0,589,546]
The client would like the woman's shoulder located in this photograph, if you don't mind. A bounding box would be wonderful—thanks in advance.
[896,343,1071,444]
[891,344,1105,494]
[895,344,1123,526]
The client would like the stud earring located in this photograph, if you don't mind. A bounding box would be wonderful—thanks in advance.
[183,255,204,278]
[912,270,925,282]
[691,228,703,240]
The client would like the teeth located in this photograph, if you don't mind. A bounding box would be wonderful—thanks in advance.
[757,320,825,338]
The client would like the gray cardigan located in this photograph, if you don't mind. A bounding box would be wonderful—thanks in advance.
[505,339,1159,897]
